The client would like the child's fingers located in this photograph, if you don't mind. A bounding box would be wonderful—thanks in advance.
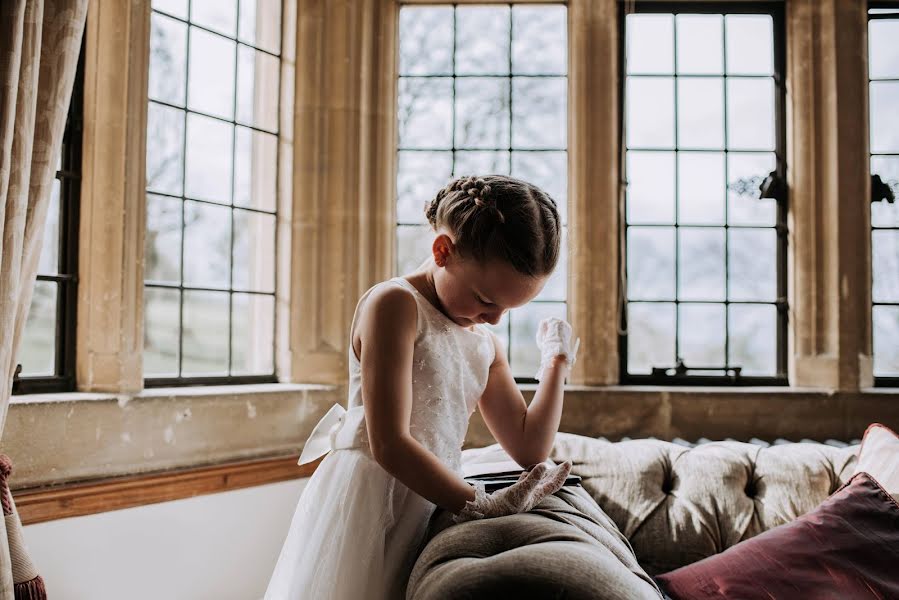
[538,461,572,495]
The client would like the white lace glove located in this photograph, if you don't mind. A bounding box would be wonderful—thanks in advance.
[534,317,580,382]
[452,460,572,524]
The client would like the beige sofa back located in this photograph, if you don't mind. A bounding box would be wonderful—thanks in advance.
[464,432,859,575]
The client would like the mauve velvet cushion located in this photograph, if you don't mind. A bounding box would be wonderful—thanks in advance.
[655,472,899,600]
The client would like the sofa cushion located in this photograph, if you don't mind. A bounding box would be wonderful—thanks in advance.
[855,423,899,502]
[546,432,859,575]
[407,484,663,600]
[654,472,899,599]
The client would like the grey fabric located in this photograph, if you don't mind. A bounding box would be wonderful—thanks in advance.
[407,484,663,600]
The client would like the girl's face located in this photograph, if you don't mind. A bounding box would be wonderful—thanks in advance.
[431,233,547,328]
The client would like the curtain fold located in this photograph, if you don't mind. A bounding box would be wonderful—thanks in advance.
[0,0,89,597]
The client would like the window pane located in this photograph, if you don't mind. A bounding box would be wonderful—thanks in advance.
[18,281,57,377]
[676,15,723,75]
[725,15,773,76]
[509,302,566,378]
[512,77,566,149]
[191,0,236,37]
[153,0,187,19]
[727,78,775,151]
[455,77,510,149]
[678,227,725,301]
[679,303,726,368]
[185,113,233,202]
[182,290,230,375]
[873,306,899,377]
[232,293,274,375]
[512,6,566,75]
[872,230,899,303]
[146,194,182,283]
[399,7,453,76]
[626,151,675,224]
[238,0,281,54]
[728,303,777,376]
[627,302,676,374]
[146,102,185,195]
[233,208,275,293]
[626,14,674,74]
[728,228,777,302]
[38,179,60,275]
[627,77,675,148]
[728,152,777,226]
[454,151,510,178]
[234,127,277,211]
[628,227,675,300]
[456,6,509,75]
[677,78,724,149]
[870,19,899,79]
[397,225,433,276]
[870,82,899,153]
[237,45,279,132]
[678,152,725,224]
[183,200,232,288]
[149,13,187,105]
[398,77,453,149]
[144,287,180,377]
[187,27,236,119]
[397,151,452,225]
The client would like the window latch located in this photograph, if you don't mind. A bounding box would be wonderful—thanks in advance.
[758,170,786,203]
[651,357,742,380]
[872,174,896,204]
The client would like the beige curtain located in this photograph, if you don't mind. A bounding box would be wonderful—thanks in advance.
[0,0,88,598]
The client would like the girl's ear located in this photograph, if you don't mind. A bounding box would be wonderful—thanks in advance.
[432,233,455,268]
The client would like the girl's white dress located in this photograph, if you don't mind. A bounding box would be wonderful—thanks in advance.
[264,277,495,600]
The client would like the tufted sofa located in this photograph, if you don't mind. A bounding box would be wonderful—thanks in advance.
[406,432,860,599]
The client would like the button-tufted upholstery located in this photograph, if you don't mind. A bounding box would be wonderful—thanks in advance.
[548,432,859,575]
[407,432,860,599]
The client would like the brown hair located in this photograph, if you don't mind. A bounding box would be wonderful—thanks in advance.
[424,175,562,278]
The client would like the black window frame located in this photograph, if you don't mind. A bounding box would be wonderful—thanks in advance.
[144,2,282,388]
[12,43,84,396]
[617,1,789,386]
[395,3,569,385]
[869,0,899,388]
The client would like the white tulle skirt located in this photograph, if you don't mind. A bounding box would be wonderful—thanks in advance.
[264,449,436,600]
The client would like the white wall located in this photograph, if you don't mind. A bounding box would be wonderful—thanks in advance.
[22,478,308,600]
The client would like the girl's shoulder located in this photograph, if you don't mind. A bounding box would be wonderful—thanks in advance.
[353,278,420,338]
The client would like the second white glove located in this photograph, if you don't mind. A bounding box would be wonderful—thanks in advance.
[534,317,580,381]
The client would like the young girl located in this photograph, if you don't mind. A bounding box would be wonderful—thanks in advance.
[264,175,579,600]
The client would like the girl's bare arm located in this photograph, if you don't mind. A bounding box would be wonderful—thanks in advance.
[476,333,569,468]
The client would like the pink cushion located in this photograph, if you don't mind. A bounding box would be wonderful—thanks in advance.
[655,472,899,600]
[855,423,899,502]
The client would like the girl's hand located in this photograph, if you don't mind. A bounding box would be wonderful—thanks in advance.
[534,317,580,381]
[452,461,572,523]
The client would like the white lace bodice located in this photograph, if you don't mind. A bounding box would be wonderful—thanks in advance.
[347,277,495,473]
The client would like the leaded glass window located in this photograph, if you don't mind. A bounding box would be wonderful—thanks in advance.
[397,4,568,380]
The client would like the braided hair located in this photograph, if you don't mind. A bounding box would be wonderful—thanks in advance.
[424,175,561,278]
